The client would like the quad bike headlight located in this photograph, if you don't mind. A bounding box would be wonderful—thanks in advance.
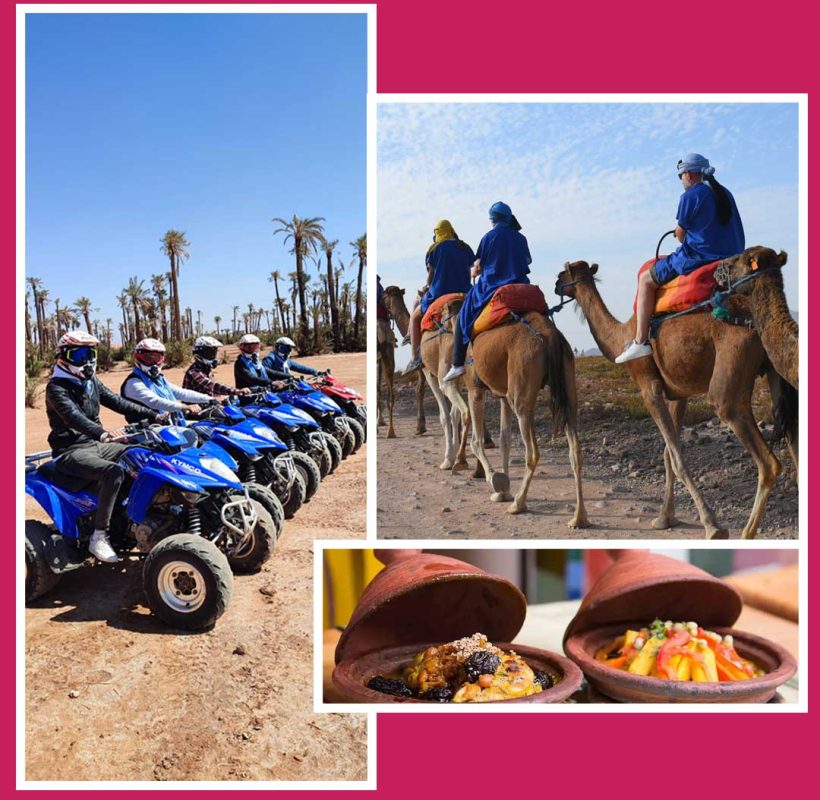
[200,456,240,483]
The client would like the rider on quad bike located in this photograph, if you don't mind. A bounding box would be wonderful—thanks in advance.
[45,331,168,563]
[183,336,252,398]
[234,334,288,391]
[121,338,214,423]
[263,336,328,379]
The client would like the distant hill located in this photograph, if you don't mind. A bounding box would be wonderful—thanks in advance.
[577,347,602,358]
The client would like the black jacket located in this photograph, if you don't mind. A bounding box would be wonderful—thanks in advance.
[46,376,159,455]
[233,355,289,390]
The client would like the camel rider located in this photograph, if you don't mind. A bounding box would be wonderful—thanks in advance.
[443,202,532,381]
[403,219,474,374]
[183,336,251,397]
[616,153,746,363]
[45,331,168,563]
[121,338,213,423]
[234,334,289,391]
[263,336,327,378]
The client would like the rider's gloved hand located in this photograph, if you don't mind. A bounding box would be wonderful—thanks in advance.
[184,404,203,417]
[101,428,128,443]
[155,412,171,424]
[271,381,286,391]
[238,387,252,396]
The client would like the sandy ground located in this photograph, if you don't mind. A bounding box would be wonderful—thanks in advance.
[377,382,797,540]
[24,349,367,782]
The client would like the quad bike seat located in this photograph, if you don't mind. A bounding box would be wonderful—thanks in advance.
[37,459,97,493]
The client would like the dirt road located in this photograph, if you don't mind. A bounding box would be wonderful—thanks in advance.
[377,370,798,540]
[24,350,367,782]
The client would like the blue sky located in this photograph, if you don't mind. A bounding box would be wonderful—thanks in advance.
[378,102,799,354]
[26,12,367,340]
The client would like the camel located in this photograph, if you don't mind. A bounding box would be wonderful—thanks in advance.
[465,309,588,526]
[716,246,798,390]
[376,315,398,438]
[554,260,798,539]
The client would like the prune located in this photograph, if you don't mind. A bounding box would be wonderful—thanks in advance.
[533,670,553,689]
[464,650,502,682]
[421,686,453,703]
[367,676,412,697]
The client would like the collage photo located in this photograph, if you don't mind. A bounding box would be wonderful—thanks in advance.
[16,3,806,795]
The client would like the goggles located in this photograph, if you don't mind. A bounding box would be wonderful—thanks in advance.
[241,343,262,353]
[197,347,219,361]
[62,345,97,365]
[136,351,166,366]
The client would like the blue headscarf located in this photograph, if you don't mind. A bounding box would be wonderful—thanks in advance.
[488,201,522,231]
[677,153,716,177]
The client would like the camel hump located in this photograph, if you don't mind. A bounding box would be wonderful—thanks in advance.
[472,283,548,336]
[421,292,465,331]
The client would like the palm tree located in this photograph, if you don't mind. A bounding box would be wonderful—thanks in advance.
[25,288,33,344]
[116,292,130,345]
[160,229,191,341]
[27,277,45,354]
[320,237,342,350]
[74,296,96,334]
[281,302,292,335]
[214,315,222,336]
[272,215,325,343]
[247,303,256,333]
[150,274,169,340]
[232,305,240,334]
[269,270,288,333]
[350,233,367,343]
[126,277,149,342]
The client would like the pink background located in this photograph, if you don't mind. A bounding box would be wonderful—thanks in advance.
[9,0,812,795]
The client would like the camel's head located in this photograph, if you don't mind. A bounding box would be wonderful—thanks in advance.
[555,260,598,299]
[382,285,407,315]
[715,247,787,292]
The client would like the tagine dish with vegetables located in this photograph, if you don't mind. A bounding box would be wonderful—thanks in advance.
[595,619,764,682]
[366,633,555,702]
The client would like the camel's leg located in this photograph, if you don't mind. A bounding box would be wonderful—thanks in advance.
[766,366,798,476]
[640,379,727,539]
[717,401,781,540]
[490,399,514,503]
[377,359,385,426]
[443,380,471,472]
[425,370,456,469]
[508,403,539,515]
[468,386,499,492]
[653,398,687,530]
[415,372,427,435]
[385,352,396,439]
[483,404,496,449]
[562,355,589,529]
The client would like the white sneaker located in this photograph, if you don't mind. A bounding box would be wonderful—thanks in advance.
[442,365,466,382]
[614,340,652,364]
[89,530,120,563]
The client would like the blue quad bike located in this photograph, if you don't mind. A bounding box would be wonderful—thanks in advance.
[277,378,356,461]
[235,391,338,482]
[24,424,277,630]
[188,403,307,521]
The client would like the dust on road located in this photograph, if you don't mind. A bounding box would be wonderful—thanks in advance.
[24,350,368,782]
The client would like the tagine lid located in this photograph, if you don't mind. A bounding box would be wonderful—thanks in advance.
[563,551,743,644]
[335,551,528,664]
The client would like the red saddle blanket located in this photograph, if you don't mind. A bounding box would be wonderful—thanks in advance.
[473,283,548,335]
[633,257,720,315]
[421,292,465,331]
[376,303,390,321]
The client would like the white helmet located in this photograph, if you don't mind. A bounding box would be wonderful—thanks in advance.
[134,337,167,378]
[238,333,262,357]
[56,331,99,380]
[193,336,223,368]
[276,336,296,348]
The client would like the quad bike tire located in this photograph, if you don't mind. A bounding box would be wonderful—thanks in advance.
[244,482,285,539]
[347,417,365,453]
[143,534,233,630]
[282,471,307,519]
[222,496,276,573]
[289,450,321,502]
[324,434,342,473]
[355,407,367,441]
[25,520,62,603]
[316,446,332,478]
[341,428,355,458]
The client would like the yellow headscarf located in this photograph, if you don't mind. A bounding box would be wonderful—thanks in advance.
[426,219,458,257]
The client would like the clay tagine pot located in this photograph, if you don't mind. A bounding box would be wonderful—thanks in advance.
[563,551,797,703]
[332,550,582,703]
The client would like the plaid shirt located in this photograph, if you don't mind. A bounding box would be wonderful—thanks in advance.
[182,362,235,397]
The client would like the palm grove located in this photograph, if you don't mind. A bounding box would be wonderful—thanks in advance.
[25,218,367,406]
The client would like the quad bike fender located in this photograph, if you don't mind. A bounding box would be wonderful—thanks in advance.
[127,466,205,524]
[24,475,95,540]
[28,523,88,574]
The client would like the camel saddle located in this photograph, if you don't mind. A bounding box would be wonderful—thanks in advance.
[421,292,464,331]
[472,283,548,336]
[376,302,390,321]
[634,257,720,315]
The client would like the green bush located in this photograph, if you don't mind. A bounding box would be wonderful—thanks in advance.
[164,339,193,368]
[25,375,40,408]
[112,344,133,363]
[96,343,115,372]
[25,341,46,379]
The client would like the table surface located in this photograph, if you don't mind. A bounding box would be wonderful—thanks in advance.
[323,601,799,704]
[725,565,799,622]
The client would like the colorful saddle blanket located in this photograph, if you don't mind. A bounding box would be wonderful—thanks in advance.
[421,292,465,332]
[634,257,720,315]
[473,283,548,336]
[376,302,390,321]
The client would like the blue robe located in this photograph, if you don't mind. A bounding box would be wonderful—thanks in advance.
[653,182,745,284]
[458,223,532,344]
[420,239,474,314]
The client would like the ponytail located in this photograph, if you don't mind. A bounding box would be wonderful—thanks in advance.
[704,174,733,225]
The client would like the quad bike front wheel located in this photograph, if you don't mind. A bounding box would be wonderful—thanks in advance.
[143,534,232,630]
[25,520,62,602]
[221,496,276,572]
[347,417,365,453]
[244,482,285,539]
[340,428,355,458]
[281,471,307,519]
[324,433,342,473]
[289,450,321,501]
